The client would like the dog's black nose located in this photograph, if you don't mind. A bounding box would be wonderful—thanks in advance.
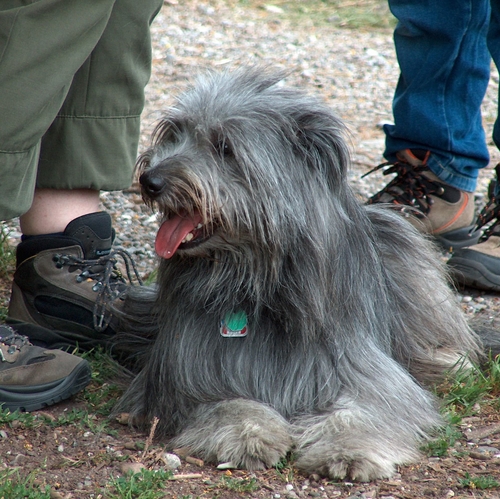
[140,171,165,198]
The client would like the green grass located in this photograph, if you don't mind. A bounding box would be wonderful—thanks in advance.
[459,472,500,490]
[274,454,295,482]
[209,475,261,493]
[0,469,51,499]
[423,355,500,457]
[422,412,462,458]
[437,357,500,415]
[82,347,126,416]
[238,0,395,30]
[103,469,174,499]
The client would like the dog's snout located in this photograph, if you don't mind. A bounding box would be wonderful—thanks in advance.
[140,171,166,198]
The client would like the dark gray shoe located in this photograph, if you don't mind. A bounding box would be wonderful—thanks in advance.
[0,325,91,412]
[448,166,500,291]
[7,212,142,350]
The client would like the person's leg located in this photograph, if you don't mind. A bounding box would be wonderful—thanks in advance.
[447,2,500,291]
[7,0,162,348]
[0,0,117,412]
[365,0,491,250]
[386,0,491,190]
[36,0,163,192]
[1,0,162,411]
[0,0,116,221]
[20,189,100,236]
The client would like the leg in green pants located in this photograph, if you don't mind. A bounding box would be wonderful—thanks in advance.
[0,0,163,220]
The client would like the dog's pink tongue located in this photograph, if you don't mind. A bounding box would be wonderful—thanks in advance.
[155,212,203,259]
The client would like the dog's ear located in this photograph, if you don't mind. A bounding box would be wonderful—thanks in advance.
[135,116,181,175]
[294,109,350,190]
[135,149,152,175]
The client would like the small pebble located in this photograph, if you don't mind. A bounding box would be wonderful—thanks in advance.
[162,452,182,470]
[120,462,145,475]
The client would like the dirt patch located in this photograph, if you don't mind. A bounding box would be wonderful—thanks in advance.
[1,388,500,498]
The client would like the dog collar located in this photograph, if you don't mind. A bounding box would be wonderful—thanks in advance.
[220,310,248,338]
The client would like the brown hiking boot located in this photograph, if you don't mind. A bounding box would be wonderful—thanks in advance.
[0,325,91,412]
[365,149,481,251]
[7,212,142,351]
[448,165,500,291]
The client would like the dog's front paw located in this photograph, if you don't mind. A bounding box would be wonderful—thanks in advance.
[293,409,420,481]
[218,418,292,470]
[171,399,293,470]
[296,447,396,482]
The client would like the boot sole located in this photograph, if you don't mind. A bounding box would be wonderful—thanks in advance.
[0,360,91,412]
[5,316,114,352]
[447,257,500,292]
[433,225,482,252]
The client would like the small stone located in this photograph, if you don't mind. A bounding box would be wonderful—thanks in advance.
[186,455,204,467]
[162,452,182,470]
[478,446,500,454]
[217,461,236,470]
[264,5,284,14]
[120,462,145,475]
[0,430,7,439]
[116,413,130,425]
[469,450,491,460]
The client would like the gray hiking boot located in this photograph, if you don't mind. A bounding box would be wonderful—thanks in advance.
[365,149,481,251]
[448,165,500,291]
[0,325,91,412]
[7,212,142,351]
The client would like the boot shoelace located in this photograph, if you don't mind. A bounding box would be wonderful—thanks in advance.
[473,180,500,243]
[363,161,445,217]
[467,163,500,243]
[0,326,30,360]
[52,249,144,332]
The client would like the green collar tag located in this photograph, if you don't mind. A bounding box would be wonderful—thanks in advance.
[220,310,248,338]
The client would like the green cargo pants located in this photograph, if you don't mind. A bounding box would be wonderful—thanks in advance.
[0,0,163,220]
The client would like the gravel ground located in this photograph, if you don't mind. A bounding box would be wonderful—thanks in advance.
[2,2,500,498]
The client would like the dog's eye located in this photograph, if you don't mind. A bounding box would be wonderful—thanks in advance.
[215,139,233,158]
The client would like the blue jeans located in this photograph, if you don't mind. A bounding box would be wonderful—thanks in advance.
[384,0,500,192]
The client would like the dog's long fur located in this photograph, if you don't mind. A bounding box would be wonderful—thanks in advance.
[115,68,483,481]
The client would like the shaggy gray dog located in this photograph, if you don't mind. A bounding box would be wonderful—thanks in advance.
[115,68,482,481]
